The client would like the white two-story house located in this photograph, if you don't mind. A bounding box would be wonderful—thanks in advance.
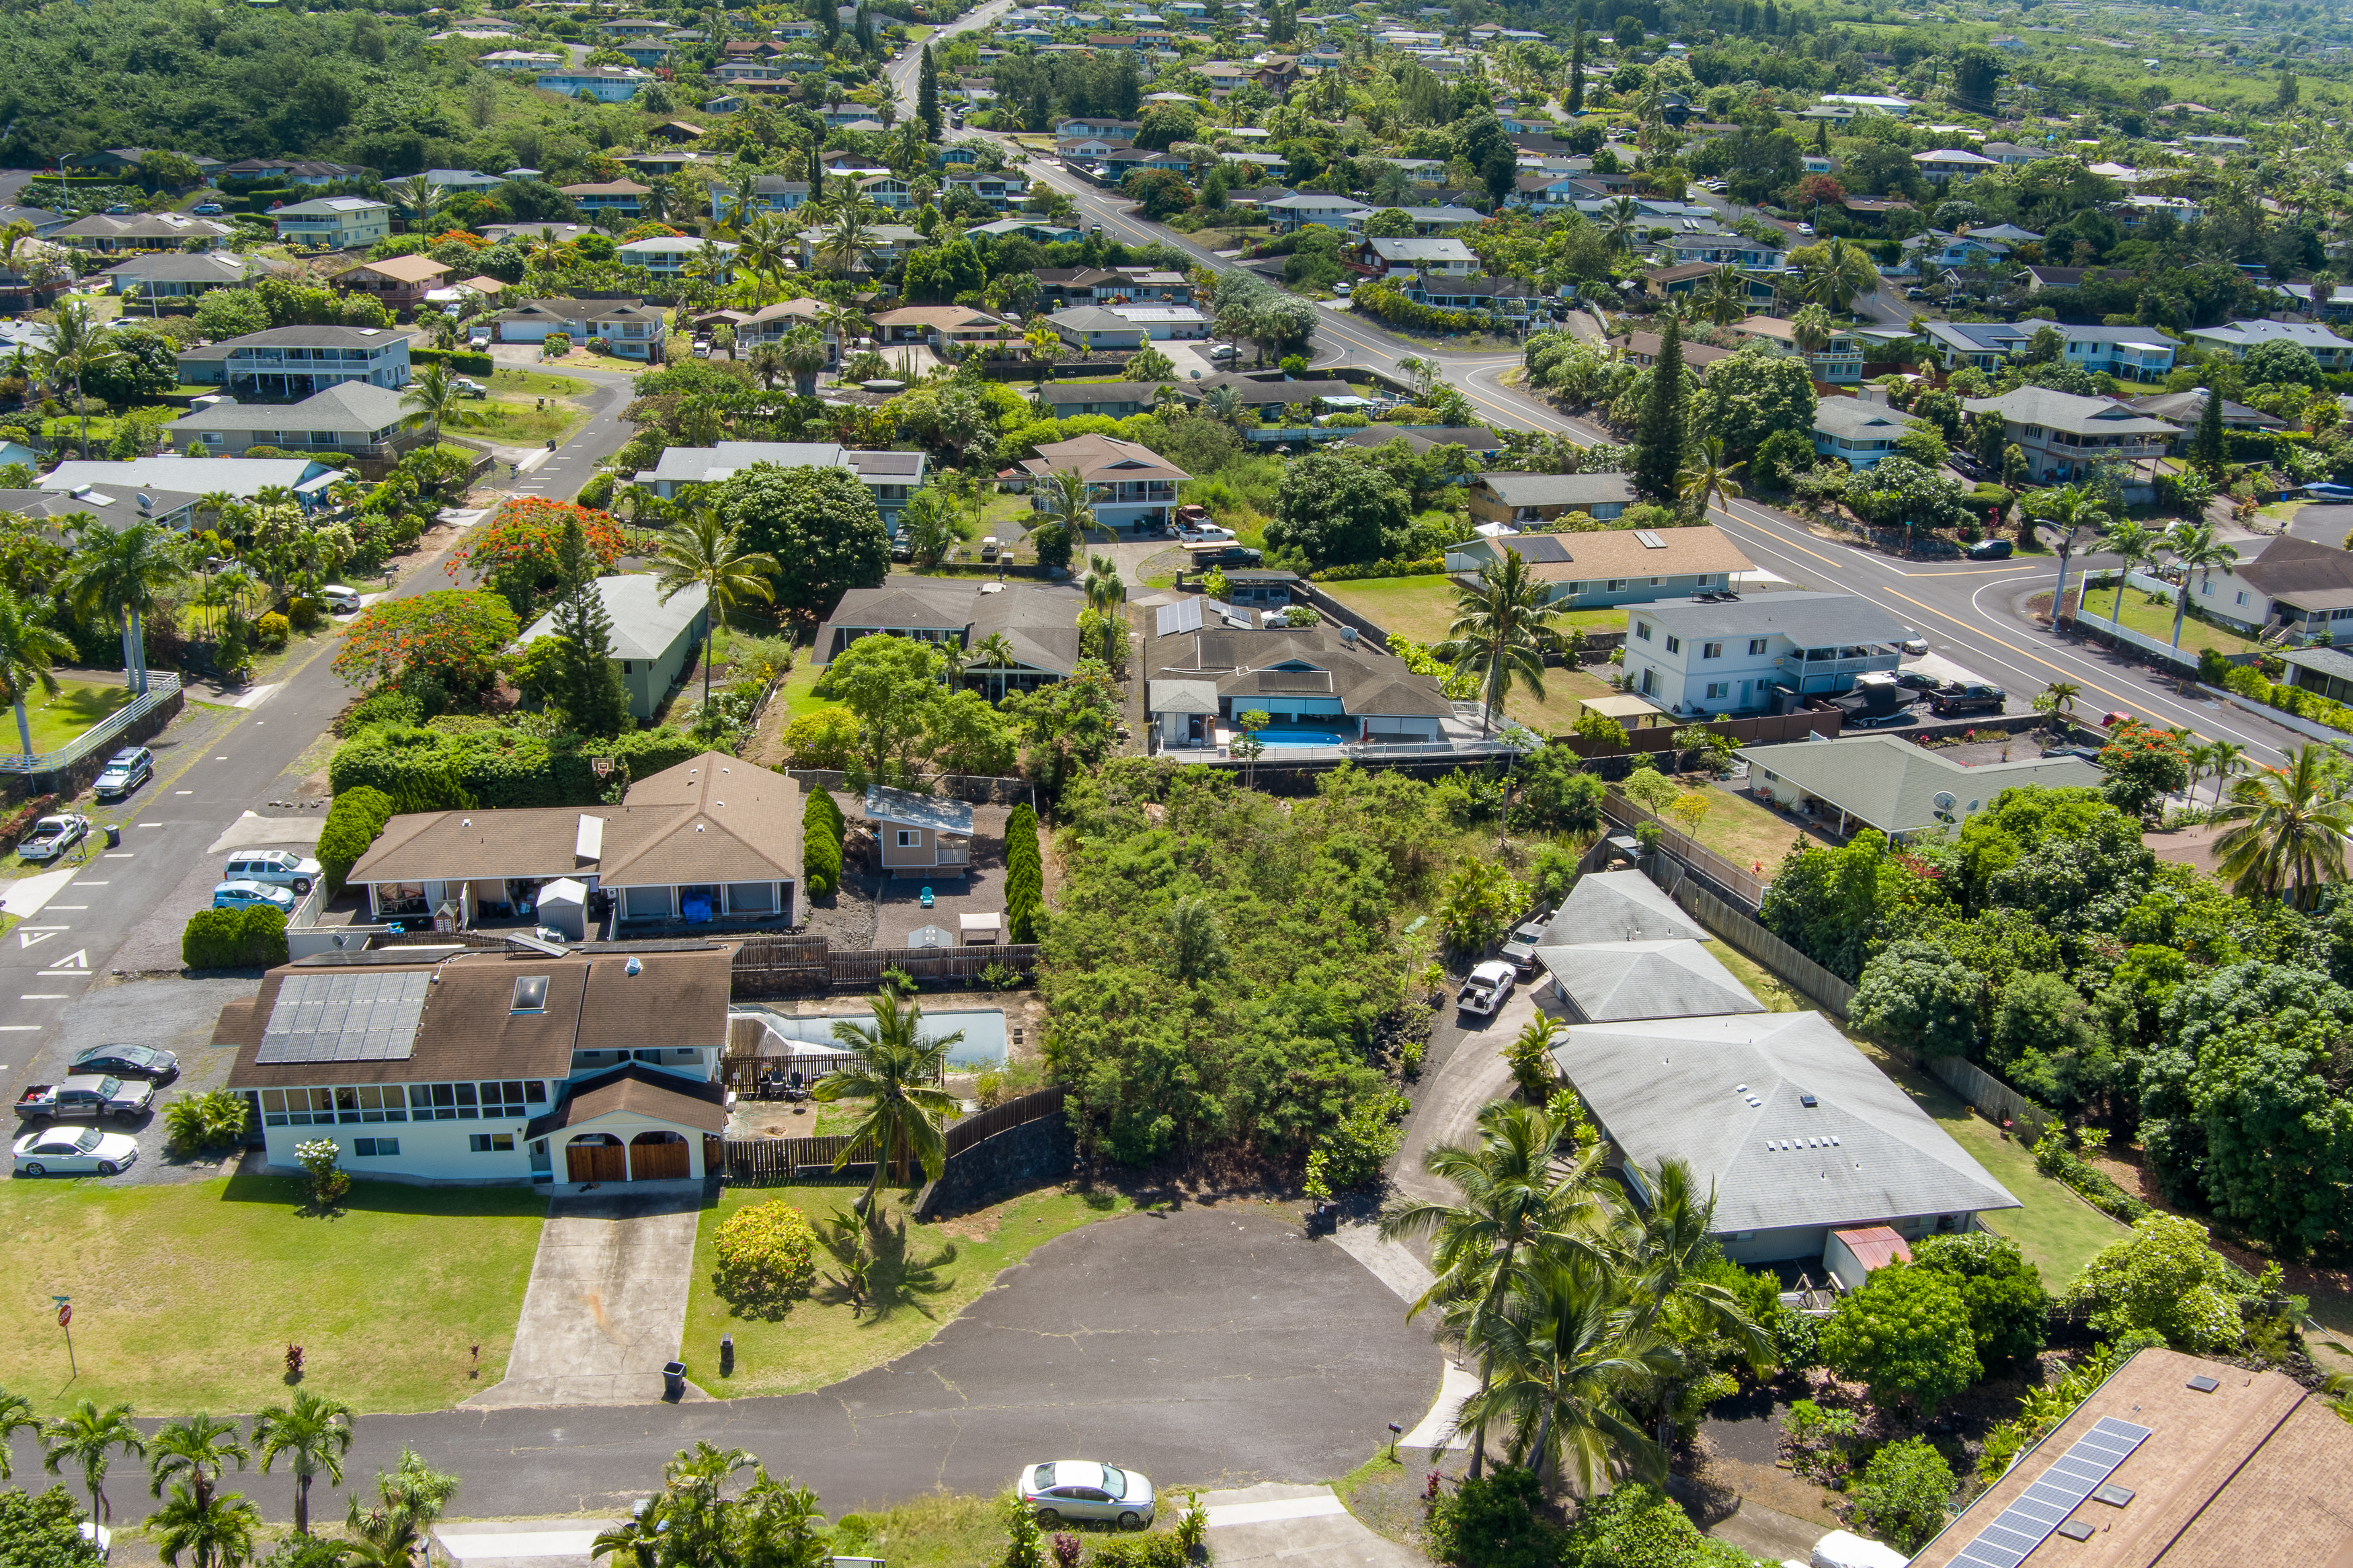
[1620,591,1916,717]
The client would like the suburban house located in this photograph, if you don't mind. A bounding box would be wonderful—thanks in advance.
[169,383,415,459]
[490,298,667,360]
[1033,382,1165,419]
[1812,397,1923,470]
[1468,471,1635,528]
[1919,321,2176,380]
[329,254,453,316]
[1639,261,1724,300]
[2280,643,2353,703]
[616,235,735,280]
[1620,591,1917,716]
[2186,534,2353,638]
[1659,228,1784,270]
[0,484,204,534]
[866,786,974,880]
[1909,1348,2353,1568]
[1355,237,1476,276]
[1262,192,1369,233]
[871,304,1018,353]
[814,580,1084,691]
[346,751,797,934]
[516,577,710,720]
[534,67,655,101]
[101,252,270,300]
[52,212,233,255]
[796,224,924,276]
[1538,938,1762,1024]
[1548,1009,2020,1268]
[1337,425,1501,459]
[1443,527,1755,610]
[1014,434,1189,536]
[218,945,735,1186]
[2125,389,2288,440]
[175,326,413,397]
[709,175,812,219]
[40,456,344,507]
[2183,318,2353,370]
[1912,147,2002,182]
[269,197,393,251]
[1144,598,1458,749]
[1960,388,2176,487]
[1739,735,2105,839]
[1609,332,1736,378]
[1394,274,1540,317]
[1728,315,1864,383]
[1536,870,1714,948]
[1044,306,1147,353]
[559,179,652,217]
[633,442,926,524]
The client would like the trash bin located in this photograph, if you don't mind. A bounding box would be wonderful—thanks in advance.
[662,1361,686,1400]
[719,1333,735,1377]
[104,824,121,848]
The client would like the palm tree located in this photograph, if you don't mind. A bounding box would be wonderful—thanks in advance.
[1600,194,1641,253]
[1440,547,1564,735]
[0,1388,37,1480]
[651,506,779,709]
[814,991,962,1221]
[1394,354,1441,401]
[63,520,184,694]
[2036,679,2081,723]
[1798,237,1879,313]
[42,1399,146,1537]
[746,341,788,391]
[733,212,794,302]
[149,1485,262,1568]
[1677,436,1745,514]
[813,194,883,280]
[971,630,1020,702]
[42,298,124,461]
[2215,744,2353,907]
[776,324,828,396]
[1201,383,1246,429]
[392,174,440,237]
[1610,1158,1769,1440]
[1378,1102,1615,1477]
[0,588,75,759]
[1450,1258,1680,1497]
[401,362,462,452]
[1081,553,1126,663]
[2203,737,2249,807]
[338,1508,419,1568]
[1698,265,1747,327]
[251,1391,354,1536]
[1037,467,1097,548]
[725,167,763,235]
[2030,483,2111,618]
[2161,522,2240,647]
[149,1414,248,1514]
[2097,518,2163,622]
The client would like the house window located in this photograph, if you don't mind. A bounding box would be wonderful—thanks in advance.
[1639,667,1657,695]
[1665,635,1682,654]
[1749,638,1769,655]
[1634,620,1652,641]
[1706,682,1730,699]
[897,829,919,848]
[353,1137,400,1157]
[1702,642,1722,659]
[2201,579,2213,595]
[1608,579,1628,591]
[469,1132,516,1153]
[2237,590,2249,606]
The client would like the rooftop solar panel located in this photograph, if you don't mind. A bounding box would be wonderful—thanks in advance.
[255,971,429,1064]
[1950,1417,2151,1568]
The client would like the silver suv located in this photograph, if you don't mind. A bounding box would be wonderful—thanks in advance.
[223,850,323,894]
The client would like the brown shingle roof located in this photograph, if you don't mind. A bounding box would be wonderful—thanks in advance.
[335,254,452,285]
[525,1063,728,1139]
[1476,524,1755,582]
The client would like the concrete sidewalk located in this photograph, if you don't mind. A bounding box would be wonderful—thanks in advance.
[467,1190,711,1408]
[1201,1483,1425,1568]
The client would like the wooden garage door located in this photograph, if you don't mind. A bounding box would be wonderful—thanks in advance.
[566,1142,627,1183]
[630,1139,690,1182]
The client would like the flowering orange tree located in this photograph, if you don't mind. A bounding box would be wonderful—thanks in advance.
[432,229,489,249]
[2096,718,2193,821]
[332,589,520,694]
[446,498,626,613]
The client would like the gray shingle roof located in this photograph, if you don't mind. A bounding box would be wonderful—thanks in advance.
[1960,388,2179,438]
[1538,940,1765,1022]
[1475,472,1636,508]
[518,575,707,662]
[1550,1010,2022,1236]
[1813,399,1922,440]
[864,785,973,835]
[1539,870,1712,946]
[1735,735,2105,835]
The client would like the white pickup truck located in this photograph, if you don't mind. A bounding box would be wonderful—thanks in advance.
[1456,960,1518,1018]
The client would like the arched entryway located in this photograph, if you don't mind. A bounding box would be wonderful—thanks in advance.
[565,1132,626,1184]
[629,1130,690,1182]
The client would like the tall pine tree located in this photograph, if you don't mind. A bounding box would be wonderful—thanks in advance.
[2190,384,2227,479]
[550,514,629,739]
[1566,21,1585,113]
[1631,315,1689,505]
[918,42,942,139]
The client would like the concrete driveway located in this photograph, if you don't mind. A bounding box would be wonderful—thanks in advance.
[469,1190,707,1408]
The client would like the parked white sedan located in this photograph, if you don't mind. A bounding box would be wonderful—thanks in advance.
[13,1126,140,1178]
[1017,1461,1156,1528]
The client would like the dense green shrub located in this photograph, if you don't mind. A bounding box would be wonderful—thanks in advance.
[1005,800,1043,942]
[803,788,844,900]
[182,905,288,970]
[1562,1481,1758,1567]
[1819,1262,1981,1413]
[328,726,705,809]
[336,690,425,736]
[1911,1231,2049,1366]
[317,785,397,895]
[0,1484,98,1568]
[409,346,495,375]
[1081,1534,1188,1568]
[1844,1438,1954,1554]
[1424,1467,1562,1568]
[163,1087,251,1152]
[712,1199,819,1317]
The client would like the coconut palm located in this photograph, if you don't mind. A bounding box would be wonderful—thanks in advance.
[1798,237,1879,313]
[0,588,75,759]
[1698,265,1747,327]
[2202,737,2249,807]
[746,341,788,391]
[346,1448,460,1549]
[2214,744,2353,907]
[1610,1159,1771,1433]
[2161,521,2240,647]
[1081,552,1126,663]
[2036,679,2081,722]
[652,505,779,709]
[1201,383,1246,429]
[1394,354,1441,401]
[0,1388,36,1480]
[815,991,963,1221]
[1599,194,1641,253]
[42,298,124,462]
[971,629,1020,702]
[392,174,440,237]
[148,1485,262,1568]
[149,1414,248,1514]
[2028,482,2111,614]
[776,324,828,396]
[400,362,463,450]
[1440,546,1564,735]
[62,520,184,694]
[338,1508,420,1568]
[1378,1102,1616,1478]
[1677,436,1745,514]
[2097,517,2163,622]
[251,1391,354,1536]
[813,194,883,280]
[725,166,763,234]
[731,212,795,304]
[42,1399,146,1537]
[1037,466,1098,546]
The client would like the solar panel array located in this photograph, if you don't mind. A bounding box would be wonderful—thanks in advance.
[255,971,430,1064]
[1949,1416,2153,1568]
[1156,598,1203,637]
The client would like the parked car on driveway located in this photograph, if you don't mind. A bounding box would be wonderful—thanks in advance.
[93,747,153,800]
[1016,1462,1155,1528]
[1929,681,2006,716]
[15,1075,154,1126]
[1457,959,1517,1016]
[321,585,364,614]
[17,814,91,862]
[69,1044,180,1083]
[13,1126,140,1178]
[212,880,297,913]
[225,850,322,894]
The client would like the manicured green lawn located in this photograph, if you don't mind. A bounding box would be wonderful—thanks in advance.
[1317,575,1630,646]
[487,367,591,398]
[2064,583,2263,657]
[12,677,133,753]
[1706,942,1806,1013]
[445,397,584,447]
[680,1185,1140,1398]
[0,1174,544,1414]
[1849,1038,2128,1289]
[1657,779,1819,873]
[1499,665,1613,732]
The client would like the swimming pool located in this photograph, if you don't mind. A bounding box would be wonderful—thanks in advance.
[1256,725,1352,747]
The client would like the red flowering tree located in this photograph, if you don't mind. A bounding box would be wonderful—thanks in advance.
[2096,718,2192,821]
[1794,173,1845,209]
[432,229,489,249]
[447,498,627,614]
[333,589,520,694]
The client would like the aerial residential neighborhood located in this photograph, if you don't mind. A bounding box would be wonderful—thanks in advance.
[1,1,2352,1567]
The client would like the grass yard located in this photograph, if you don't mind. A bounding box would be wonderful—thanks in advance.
[2057,585,2264,658]
[0,1174,543,1415]
[1499,665,1613,732]
[680,1184,1140,1399]
[1316,575,1629,648]
[1655,779,1821,874]
[1849,1038,2129,1288]
[12,677,133,753]
[836,1486,1199,1563]
[1706,942,1806,1014]
[487,367,591,399]
[444,397,586,448]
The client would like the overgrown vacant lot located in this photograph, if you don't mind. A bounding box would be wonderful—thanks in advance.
[0,1175,543,1414]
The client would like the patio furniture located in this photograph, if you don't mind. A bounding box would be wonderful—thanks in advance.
[783,1071,808,1103]
[920,886,934,908]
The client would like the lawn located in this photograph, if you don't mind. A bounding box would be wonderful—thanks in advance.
[680,1184,1140,1399]
[1499,665,1614,732]
[442,397,584,448]
[834,1486,1199,1563]
[1849,1038,2130,1288]
[1316,575,1629,647]
[2057,584,2263,658]
[487,367,591,399]
[12,677,133,753]
[0,1173,544,1415]
[1655,779,1821,874]
[1706,941,1807,1014]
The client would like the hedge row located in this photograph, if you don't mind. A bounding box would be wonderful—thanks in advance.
[1005,801,1042,943]
[2220,663,2353,736]
[328,727,707,809]
[411,347,496,375]
[805,788,844,901]
[183,905,289,971]
[1309,555,1444,582]
[1351,282,1490,335]
[318,786,396,896]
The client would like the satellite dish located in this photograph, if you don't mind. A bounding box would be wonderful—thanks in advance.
[1932,790,1957,811]
[135,492,153,509]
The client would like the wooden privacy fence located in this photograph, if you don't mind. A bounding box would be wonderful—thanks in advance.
[719,1052,865,1095]
[709,1086,1068,1186]
[1667,880,1856,1020]
[1603,790,1772,911]
[733,936,834,993]
[943,1085,1066,1160]
[729,936,1041,995]
[1555,708,1840,759]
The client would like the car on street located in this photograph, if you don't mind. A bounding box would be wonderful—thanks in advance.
[13,1126,140,1178]
[1016,1462,1155,1528]
[17,814,91,862]
[1333,280,1351,296]
[92,746,153,800]
[1904,286,1928,300]
[192,202,223,216]
[225,850,323,893]
[212,879,298,913]
[69,1044,180,1083]
[1899,629,1929,655]
[1457,958,1517,1016]
[1965,538,2015,561]
[1929,680,2007,716]
[322,585,364,614]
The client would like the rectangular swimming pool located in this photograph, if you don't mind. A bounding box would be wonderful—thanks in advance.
[1256,725,1351,747]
